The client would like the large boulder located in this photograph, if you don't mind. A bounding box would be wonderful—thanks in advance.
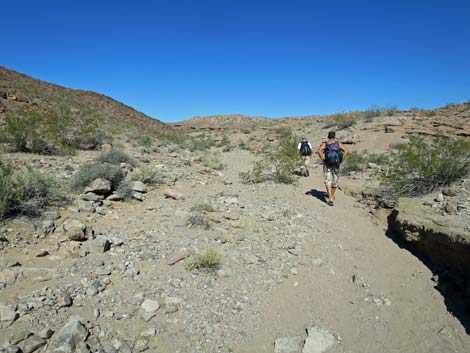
[131,181,147,193]
[0,303,18,329]
[84,178,111,195]
[64,220,93,242]
[302,326,335,353]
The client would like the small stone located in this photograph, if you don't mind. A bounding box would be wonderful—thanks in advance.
[9,330,32,345]
[35,250,50,257]
[133,338,149,352]
[435,193,444,202]
[141,299,160,313]
[164,189,184,200]
[0,303,19,329]
[93,308,100,319]
[80,193,102,202]
[132,192,145,201]
[140,327,157,337]
[106,193,124,202]
[37,328,54,339]
[274,336,304,353]
[48,318,88,353]
[224,212,240,220]
[131,181,147,193]
[18,335,46,353]
[88,237,111,253]
[42,211,61,221]
[302,326,335,353]
[59,294,73,308]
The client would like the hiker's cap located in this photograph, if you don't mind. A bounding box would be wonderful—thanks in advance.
[328,131,336,139]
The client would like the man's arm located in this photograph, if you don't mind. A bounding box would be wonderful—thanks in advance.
[339,143,349,158]
[317,143,326,160]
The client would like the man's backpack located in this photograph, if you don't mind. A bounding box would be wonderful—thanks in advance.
[300,141,312,156]
[324,141,343,166]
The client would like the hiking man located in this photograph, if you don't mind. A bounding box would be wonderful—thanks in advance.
[317,131,348,206]
[297,137,313,176]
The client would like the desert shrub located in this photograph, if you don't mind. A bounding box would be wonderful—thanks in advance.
[0,112,45,152]
[191,201,216,212]
[193,150,225,170]
[383,135,470,197]
[187,213,211,229]
[0,162,61,219]
[115,179,133,200]
[138,135,153,152]
[239,160,267,184]
[324,114,356,130]
[186,247,221,272]
[95,148,138,166]
[185,137,216,152]
[240,130,301,184]
[339,151,367,175]
[70,162,125,192]
[128,166,164,185]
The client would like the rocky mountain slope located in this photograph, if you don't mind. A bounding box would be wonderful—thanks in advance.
[0,66,171,146]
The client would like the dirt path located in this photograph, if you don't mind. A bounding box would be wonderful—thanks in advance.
[1,150,469,353]
[235,166,469,352]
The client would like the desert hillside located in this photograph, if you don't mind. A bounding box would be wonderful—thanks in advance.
[0,69,469,353]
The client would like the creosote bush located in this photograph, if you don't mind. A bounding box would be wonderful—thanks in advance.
[324,114,356,130]
[0,161,61,219]
[186,247,221,272]
[384,135,470,197]
[95,148,139,167]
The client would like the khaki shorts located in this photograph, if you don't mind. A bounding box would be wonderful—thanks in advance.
[303,155,311,167]
[323,164,339,187]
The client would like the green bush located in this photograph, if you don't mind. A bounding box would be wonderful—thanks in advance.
[384,136,470,197]
[186,247,221,272]
[193,150,225,170]
[95,148,139,166]
[324,114,356,130]
[138,135,153,152]
[70,162,125,192]
[0,162,61,219]
[339,151,367,176]
[0,112,45,152]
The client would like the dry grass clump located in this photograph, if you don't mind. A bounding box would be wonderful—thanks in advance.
[193,150,225,170]
[187,213,211,229]
[186,247,221,272]
[191,201,216,212]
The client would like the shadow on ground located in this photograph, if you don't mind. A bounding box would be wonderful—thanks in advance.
[305,189,327,203]
[386,211,470,334]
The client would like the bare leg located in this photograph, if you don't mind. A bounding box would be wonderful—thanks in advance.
[331,187,337,201]
[325,185,332,201]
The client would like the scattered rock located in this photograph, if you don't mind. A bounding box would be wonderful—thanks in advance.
[84,178,112,195]
[42,210,61,221]
[37,328,55,339]
[88,237,111,253]
[132,192,145,201]
[274,336,304,353]
[35,250,50,257]
[141,299,160,313]
[18,335,46,353]
[435,193,444,202]
[0,303,19,329]
[80,193,103,202]
[131,181,147,193]
[73,199,96,213]
[106,193,124,201]
[302,326,336,353]
[48,317,88,353]
[164,189,184,200]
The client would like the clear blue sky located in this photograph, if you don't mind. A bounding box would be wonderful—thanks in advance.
[1,0,469,122]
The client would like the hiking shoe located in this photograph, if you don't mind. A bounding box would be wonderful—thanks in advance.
[327,200,334,206]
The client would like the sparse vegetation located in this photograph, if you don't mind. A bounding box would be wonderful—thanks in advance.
[70,162,125,192]
[187,213,211,229]
[95,148,139,167]
[138,135,153,153]
[186,247,221,272]
[128,166,164,186]
[324,114,356,130]
[0,161,61,219]
[193,150,225,170]
[186,137,216,152]
[191,201,216,212]
[240,129,302,184]
[340,151,390,176]
[383,135,470,197]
